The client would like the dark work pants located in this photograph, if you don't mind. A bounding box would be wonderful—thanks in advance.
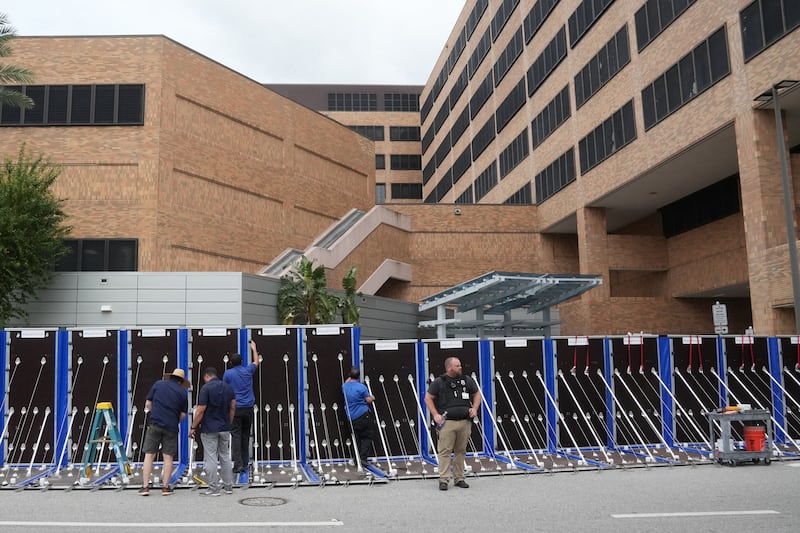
[230,406,253,472]
[350,411,375,462]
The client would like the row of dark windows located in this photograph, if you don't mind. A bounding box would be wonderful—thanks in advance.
[470,71,495,120]
[472,115,497,162]
[327,93,377,111]
[466,0,490,40]
[349,125,384,141]
[451,106,471,147]
[499,128,530,178]
[422,125,435,153]
[568,0,616,48]
[0,84,144,126]
[474,162,499,202]
[491,0,521,42]
[505,182,532,204]
[432,59,450,103]
[390,154,422,171]
[452,145,473,184]
[384,93,420,112]
[635,0,696,52]
[423,158,436,184]
[495,77,527,135]
[469,27,493,79]
[574,24,630,109]
[531,85,571,149]
[494,27,524,87]
[56,239,138,272]
[421,94,433,123]
[425,168,454,203]
[449,66,469,110]
[391,182,423,199]
[660,174,740,237]
[740,0,800,61]
[376,154,385,170]
[433,100,450,135]
[526,27,567,98]
[456,185,474,204]
[446,28,468,79]
[389,126,421,141]
[524,0,560,43]
[578,100,636,175]
[535,148,576,204]
[642,26,730,131]
[435,136,452,169]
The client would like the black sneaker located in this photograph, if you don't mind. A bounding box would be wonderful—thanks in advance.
[455,480,470,489]
[137,487,149,496]
[438,481,448,491]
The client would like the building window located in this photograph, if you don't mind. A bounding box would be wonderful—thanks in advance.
[427,168,454,203]
[0,84,145,126]
[468,27,492,79]
[635,0,697,52]
[474,162,498,201]
[375,154,386,170]
[578,100,636,174]
[526,27,567,98]
[422,125,435,153]
[451,146,473,184]
[390,154,422,171]
[740,0,800,61]
[384,93,420,112]
[574,25,630,109]
[472,115,496,161]
[456,185,474,204]
[659,174,740,237]
[423,158,436,184]
[389,126,421,142]
[470,70,494,120]
[391,183,423,199]
[421,93,434,123]
[56,239,138,272]
[498,128,530,179]
[449,66,469,110]
[495,77,526,134]
[435,136,452,169]
[493,27,524,87]
[349,125,385,141]
[491,0,521,41]
[535,148,576,203]
[467,0,489,39]
[326,93,377,111]
[446,28,468,75]
[641,26,730,131]
[524,0,560,43]
[567,0,616,48]
[450,106,471,147]
[433,101,450,135]
[376,183,386,204]
[505,182,533,204]
[531,85,571,148]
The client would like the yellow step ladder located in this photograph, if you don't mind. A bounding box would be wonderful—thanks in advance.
[81,402,132,484]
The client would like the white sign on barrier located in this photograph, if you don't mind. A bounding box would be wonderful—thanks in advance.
[375,341,399,351]
[712,301,728,326]
[682,336,703,345]
[260,326,287,336]
[567,336,589,346]
[201,328,228,337]
[714,326,729,335]
[504,338,527,348]
[313,326,341,336]
[141,328,167,337]
[440,340,463,349]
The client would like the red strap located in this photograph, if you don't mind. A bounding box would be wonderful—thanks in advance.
[573,345,577,370]
[697,341,704,369]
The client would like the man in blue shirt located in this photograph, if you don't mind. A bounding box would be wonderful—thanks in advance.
[190,367,235,496]
[139,368,189,496]
[342,366,375,467]
[222,339,259,474]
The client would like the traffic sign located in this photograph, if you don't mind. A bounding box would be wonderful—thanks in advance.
[712,301,728,326]
[714,325,729,335]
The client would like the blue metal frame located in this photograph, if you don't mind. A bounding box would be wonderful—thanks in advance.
[0,330,6,465]
[768,337,786,445]
[416,341,433,462]
[296,327,309,467]
[716,336,727,406]
[543,338,557,453]
[603,337,615,448]
[117,329,129,450]
[54,330,69,468]
[172,328,190,485]
[478,339,494,455]
[658,336,675,447]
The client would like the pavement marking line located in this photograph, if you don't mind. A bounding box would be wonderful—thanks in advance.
[612,510,779,519]
[0,521,344,528]
[787,462,800,467]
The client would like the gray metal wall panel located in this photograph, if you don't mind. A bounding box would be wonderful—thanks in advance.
[187,273,243,290]
[77,289,139,302]
[77,273,138,289]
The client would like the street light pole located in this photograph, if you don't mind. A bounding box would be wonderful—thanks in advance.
[771,84,800,334]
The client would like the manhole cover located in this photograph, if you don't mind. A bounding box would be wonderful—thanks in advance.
[239,496,288,507]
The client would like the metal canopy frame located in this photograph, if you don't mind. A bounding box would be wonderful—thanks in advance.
[419,271,602,337]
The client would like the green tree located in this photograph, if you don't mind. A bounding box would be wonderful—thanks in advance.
[0,147,71,323]
[276,256,339,325]
[339,266,361,325]
[0,13,35,109]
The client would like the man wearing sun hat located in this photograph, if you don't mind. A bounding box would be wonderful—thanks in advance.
[138,368,189,496]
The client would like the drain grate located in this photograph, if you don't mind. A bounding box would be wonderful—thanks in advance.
[239,496,288,507]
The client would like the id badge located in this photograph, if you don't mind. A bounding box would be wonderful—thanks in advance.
[461,391,469,400]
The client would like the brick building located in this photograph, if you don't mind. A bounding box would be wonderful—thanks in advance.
[2,0,800,336]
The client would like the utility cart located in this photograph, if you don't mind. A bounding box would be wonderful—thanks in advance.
[707,408,773,466]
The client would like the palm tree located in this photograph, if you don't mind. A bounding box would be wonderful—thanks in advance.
[0,13,34,109]
[277,256,339,325]
[339,266,361,325]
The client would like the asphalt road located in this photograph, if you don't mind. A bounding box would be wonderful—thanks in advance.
[0,461,797,532]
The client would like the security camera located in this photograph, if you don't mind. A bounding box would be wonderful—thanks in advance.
[454,208,462,215]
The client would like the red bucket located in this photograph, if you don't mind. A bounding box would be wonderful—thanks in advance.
[744,425,766,451]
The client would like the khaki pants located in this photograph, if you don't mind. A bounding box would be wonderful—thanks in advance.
[437,418,471,482]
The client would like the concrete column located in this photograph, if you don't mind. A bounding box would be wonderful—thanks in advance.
[735,108,797,334]
[576,207,611,332]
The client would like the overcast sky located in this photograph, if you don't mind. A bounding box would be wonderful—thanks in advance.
[4,0,466,85]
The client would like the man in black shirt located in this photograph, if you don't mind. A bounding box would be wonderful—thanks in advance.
[191,367,236,496]
[425,357,481,491]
